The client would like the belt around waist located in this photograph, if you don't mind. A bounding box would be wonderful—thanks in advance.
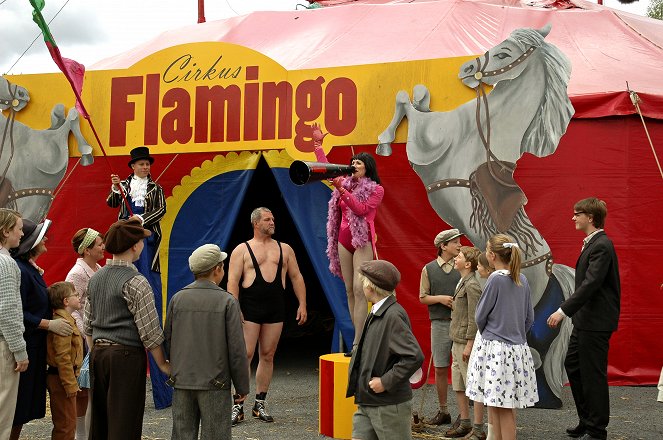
[94,341,120,346]
[94,341,142,349]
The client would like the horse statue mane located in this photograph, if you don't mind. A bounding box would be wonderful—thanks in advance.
[507,27,574,157]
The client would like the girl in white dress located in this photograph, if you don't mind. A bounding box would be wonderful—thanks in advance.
[466,234,538,440]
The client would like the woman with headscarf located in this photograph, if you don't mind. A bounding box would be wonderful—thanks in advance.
[65,228,104,439]
[10,219,74,440]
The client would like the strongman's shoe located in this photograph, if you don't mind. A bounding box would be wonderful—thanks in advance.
[252,399,274,423]
[231,404,244,426]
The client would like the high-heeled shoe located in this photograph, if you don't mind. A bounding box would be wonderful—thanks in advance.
[343,344,357,357]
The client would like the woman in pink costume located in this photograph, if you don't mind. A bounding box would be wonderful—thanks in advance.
[313,124,385,354]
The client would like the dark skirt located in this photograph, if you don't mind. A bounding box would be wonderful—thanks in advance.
[13,340,47,426]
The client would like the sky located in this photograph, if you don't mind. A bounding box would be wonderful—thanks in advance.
[0,0,653,75]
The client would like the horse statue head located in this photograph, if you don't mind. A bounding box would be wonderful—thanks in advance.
[0,77,30,112]
[459,24,574,158]
[1,75,93,222]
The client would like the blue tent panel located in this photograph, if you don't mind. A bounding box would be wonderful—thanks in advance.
[269,166,354,351]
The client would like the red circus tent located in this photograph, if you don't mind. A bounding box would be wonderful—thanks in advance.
[37,0,662,386]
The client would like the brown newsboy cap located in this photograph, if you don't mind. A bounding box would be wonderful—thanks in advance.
[104,218,151,254]
[359,260,401,292]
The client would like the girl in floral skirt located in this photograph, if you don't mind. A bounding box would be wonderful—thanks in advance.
[465,234,538,440]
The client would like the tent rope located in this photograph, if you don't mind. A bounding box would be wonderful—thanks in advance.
[627,84,663,181]
[154,153,179,183]
[53,157,81,198]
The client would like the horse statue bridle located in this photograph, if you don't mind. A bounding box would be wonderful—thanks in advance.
[466,45,537,188]
[426,44,551,273]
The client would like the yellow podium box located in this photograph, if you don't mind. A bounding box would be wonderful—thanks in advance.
[319,353,357,439]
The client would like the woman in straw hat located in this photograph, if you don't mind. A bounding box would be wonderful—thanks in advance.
[10,218,74,440]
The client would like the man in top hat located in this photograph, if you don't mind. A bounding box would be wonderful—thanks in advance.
[107,146,172,409]
[419,228,463,425]
[165,244,249,439]
[346,259,424,440]
[83,217,170,440]
[108,146,166,274]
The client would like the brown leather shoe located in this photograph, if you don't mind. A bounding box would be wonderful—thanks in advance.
[444,424,473,438]
[464,429,487,440]
[427,409,451,425]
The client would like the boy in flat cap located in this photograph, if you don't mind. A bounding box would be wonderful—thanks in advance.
[83,217,170,440]
[419,228,463,425]
[347,260,424,440]
[165,244,249,439]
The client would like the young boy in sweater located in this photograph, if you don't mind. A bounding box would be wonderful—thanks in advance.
[446,246,485,439]
[46,281,84,440]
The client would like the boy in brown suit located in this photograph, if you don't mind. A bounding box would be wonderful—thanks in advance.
[447,246,485,439]
[46,281,84,440]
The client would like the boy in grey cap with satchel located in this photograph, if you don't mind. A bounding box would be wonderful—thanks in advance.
[347,260,424,440]
[165,244,249,440]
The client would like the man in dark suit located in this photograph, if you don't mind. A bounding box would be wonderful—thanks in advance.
[547,197,620,440]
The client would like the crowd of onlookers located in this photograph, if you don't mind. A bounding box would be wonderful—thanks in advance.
[0,209,104,439]
[0,188,628,440]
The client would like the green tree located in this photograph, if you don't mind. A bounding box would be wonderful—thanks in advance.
[648,0,663,19]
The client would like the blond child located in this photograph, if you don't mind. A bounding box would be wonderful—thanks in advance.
[346,260,424,440]
[466,235,538,440]
[477,251,495,282]
[445,246,484,439]
[476,251,495,439]
[46,281,84,440]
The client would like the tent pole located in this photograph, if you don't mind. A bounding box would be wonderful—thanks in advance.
[198,0,206,23]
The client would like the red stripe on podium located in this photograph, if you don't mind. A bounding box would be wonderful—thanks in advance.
[319,358,334,435]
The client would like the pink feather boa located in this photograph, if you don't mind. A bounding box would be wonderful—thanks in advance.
[326,176,380,278]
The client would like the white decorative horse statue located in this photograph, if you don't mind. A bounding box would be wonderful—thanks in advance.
[376,25,575,408]
[0,75,93,223]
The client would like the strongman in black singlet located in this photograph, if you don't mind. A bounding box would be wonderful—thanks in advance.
[239,241,286,324]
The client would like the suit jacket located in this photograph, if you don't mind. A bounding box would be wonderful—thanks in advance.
[561,231,620,332]
[107,175,165,272]
[450,273,482,343]
[346,295,424,406]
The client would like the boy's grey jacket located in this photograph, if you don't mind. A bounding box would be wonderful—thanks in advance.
[346,295,424,406]
[165,279,249,394]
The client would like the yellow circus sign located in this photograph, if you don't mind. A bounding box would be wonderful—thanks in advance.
[7,42,477,160]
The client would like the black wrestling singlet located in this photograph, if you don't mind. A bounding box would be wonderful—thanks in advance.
[239,241,286,324]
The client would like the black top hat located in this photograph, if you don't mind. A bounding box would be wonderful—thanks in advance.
[12,218,52,258]
[128,146,154,167]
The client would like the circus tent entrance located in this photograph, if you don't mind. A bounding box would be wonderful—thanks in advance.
[160,150,354,356]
